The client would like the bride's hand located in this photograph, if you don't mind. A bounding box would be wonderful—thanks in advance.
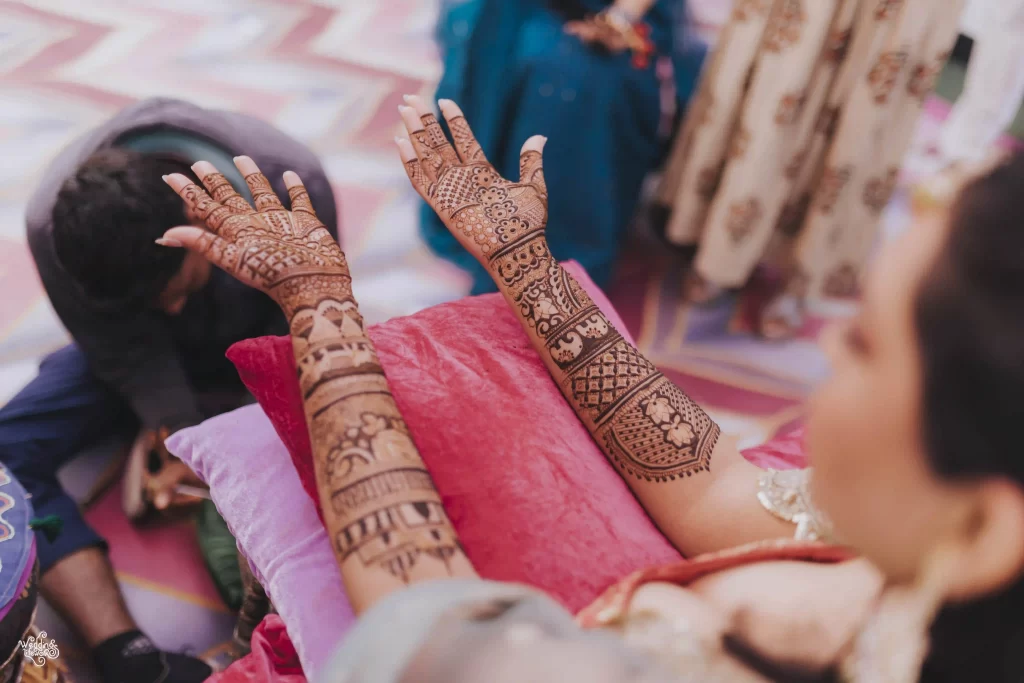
[160,156,350,316]
[394,95,548,267]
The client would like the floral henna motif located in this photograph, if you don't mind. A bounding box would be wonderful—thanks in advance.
[402,103,721,484]
[603,379,720,482]
[499,238,719,480]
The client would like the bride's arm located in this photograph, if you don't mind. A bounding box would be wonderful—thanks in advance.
[162,158,476,615]
[397,97,794,556]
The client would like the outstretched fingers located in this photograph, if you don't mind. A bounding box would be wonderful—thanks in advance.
[519,135,548,198]
[234,156,284,212]
[438,99,486,164]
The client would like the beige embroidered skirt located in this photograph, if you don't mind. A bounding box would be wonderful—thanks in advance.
[658,0,965,298]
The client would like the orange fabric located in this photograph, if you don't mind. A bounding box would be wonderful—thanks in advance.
[577,539,854,627]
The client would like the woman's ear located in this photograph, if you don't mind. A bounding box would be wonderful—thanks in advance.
[942,477,1024,602]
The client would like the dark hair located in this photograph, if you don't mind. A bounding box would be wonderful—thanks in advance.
[916,151,1024,682]
[52,148,194,307]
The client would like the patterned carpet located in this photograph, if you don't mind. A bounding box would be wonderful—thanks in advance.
[0,0,1007,679]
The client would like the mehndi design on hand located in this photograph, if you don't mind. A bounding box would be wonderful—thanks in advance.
[397,97,719,483]
[162,158,471,594]
[162,158,349,317]
[397,98,548,263]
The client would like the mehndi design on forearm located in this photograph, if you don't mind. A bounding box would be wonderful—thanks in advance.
[399,98,720,483]
[163,158,468,587]
[490,234,719,481]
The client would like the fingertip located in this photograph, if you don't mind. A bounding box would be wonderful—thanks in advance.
[521,135,547,155]
[402,94,431,115]
[395,137,417,163]
[437,98,464,119]
[233,155,259,176]
[282,170,303,188]
[399,104,425,132]
[162,225,208,246]
[191,160,218,178]
[163,173,192,191]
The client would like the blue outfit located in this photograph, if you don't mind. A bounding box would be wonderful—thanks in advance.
[0,346,134,572]
[421,0,705,293]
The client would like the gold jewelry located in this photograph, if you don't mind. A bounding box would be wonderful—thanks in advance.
[757,468,834,542]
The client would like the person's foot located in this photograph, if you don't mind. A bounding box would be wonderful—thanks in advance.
[758,292,805,341]
[93,630,212,683]
[683,270,725,304]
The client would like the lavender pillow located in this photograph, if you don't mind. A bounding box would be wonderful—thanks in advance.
[167,406,355,680]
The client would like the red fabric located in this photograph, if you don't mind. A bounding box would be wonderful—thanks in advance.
[227,264,684,612]
[206,615,306,683]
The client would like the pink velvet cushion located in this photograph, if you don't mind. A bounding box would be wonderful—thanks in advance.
[166,407,354,680]
[227,262,684,612]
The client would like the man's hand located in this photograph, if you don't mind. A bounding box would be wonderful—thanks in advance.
[395,96,548,268]
[161,157,349,317]
[148,459,206,510]
[564,14,633,53]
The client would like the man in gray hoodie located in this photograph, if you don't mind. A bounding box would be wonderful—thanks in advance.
[0,97,337,683]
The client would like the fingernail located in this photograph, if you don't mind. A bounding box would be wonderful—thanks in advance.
[161,175,170,182]
[403,94,414,103]
[398,105,409,113]
[438,99,454,106]
[394,136,406,144]
[156,238,183,248]
[155,493,170,509]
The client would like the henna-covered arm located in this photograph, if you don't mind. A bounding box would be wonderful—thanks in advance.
[398,97,794,556]
[162,158,475,615]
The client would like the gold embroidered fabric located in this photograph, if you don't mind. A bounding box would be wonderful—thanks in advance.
[757,468,834,542]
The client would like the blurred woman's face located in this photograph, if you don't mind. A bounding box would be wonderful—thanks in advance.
[806,210,967,583]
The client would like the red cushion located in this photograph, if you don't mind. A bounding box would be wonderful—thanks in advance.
[227,263,683,611]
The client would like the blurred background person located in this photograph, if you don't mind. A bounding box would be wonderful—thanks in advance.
[420,0,706,294]
[926,0,1024,170]
[656,0,965,339]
